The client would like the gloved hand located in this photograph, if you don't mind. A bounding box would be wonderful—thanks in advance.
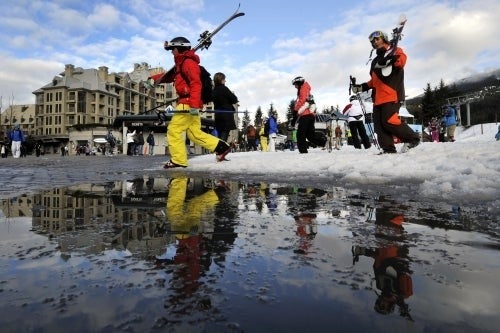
[189,108,199,115]
[351,85,363,94]
[297,102,309,115]
[376,55,398,68]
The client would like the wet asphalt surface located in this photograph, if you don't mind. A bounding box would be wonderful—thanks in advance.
[1,153,499,333]
[0,154,170,199]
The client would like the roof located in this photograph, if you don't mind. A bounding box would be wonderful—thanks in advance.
[112,114,215,128]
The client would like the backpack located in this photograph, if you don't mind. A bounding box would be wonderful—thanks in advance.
[180,59,213,104]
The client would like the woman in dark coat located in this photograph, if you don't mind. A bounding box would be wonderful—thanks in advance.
[212,72,239,143]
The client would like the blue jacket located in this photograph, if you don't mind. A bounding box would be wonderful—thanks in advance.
[443,106,458,127]
[9,129,25,142]
[268,116,278,135]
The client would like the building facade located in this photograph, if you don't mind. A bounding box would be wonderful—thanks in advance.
[31,63,174,154]
[0,104,36,141]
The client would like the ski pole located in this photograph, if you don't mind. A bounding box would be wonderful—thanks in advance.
[139,97,179,115]
[349,76,381,151]
[156,109,247,114]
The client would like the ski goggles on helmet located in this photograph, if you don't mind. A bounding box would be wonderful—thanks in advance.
[368,31,387,42]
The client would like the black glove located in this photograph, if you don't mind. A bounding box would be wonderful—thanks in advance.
[376,54,399,68]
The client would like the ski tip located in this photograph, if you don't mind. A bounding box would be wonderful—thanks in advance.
[398,13,407,24]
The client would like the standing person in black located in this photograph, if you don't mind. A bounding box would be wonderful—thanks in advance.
[212,72,239,143]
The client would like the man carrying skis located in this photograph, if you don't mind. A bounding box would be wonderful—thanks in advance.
[150,36,232,168]
[352,30,419,154]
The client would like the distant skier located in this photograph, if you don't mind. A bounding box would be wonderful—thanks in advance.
[442,105,459,142]
[342,95,372,149]
[428,117,440,142]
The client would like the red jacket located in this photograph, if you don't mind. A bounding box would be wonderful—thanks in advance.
[150,49,203,109]
[294,81,314,116]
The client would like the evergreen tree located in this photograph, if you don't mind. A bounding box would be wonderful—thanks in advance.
[254,106,263,126]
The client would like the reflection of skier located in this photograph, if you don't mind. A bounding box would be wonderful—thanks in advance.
[353,243,413,320]
[352,208,414,321]
[293,213,317,254]
[155,177,221,312]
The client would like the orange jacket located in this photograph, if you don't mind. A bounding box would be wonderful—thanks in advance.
[367,46,407,106]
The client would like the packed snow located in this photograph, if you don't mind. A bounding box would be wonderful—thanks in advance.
[183,123,499,207]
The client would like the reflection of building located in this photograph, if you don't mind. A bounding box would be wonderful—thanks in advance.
[0,194,33,219]
[26,178,172,256]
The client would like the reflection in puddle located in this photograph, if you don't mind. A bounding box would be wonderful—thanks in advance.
[0,176,498,332]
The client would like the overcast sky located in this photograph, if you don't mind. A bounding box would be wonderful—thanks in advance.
[0,0,499,121]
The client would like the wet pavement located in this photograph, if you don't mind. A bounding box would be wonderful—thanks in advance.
[0,154,172,199]
[0,154,499,333]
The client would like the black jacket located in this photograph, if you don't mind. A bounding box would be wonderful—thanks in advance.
[212,84,238,131]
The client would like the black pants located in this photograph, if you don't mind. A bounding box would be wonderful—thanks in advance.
[297,114,322,153]
[349,120,371,149]
[373,103,419,153]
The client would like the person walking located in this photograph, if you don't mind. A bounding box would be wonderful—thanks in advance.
[428,117,440,142]
[334,124,343,150]
[342,95,372,149]
[149,36,232,168]
[351,30,420,154]
[291,76,324,153]
[442,105,458,142]
[147,130,155,156]
[259,120,268,152]
[0,142,6,158]
[136,130,145,156]
[246,124,258,151]
[267,111,278,152]
[126,129,136,156]
[212,72,238,143]
[8,124,25,158]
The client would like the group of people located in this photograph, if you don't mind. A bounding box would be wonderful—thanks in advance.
[148,25,423,167]
[126,129,156,156]
[427,105,459,143]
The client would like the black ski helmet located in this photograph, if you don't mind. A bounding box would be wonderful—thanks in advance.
[164,36,191,51]
[292,76,305,86]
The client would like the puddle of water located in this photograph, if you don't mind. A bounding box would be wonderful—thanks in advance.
[0,175,499,332]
